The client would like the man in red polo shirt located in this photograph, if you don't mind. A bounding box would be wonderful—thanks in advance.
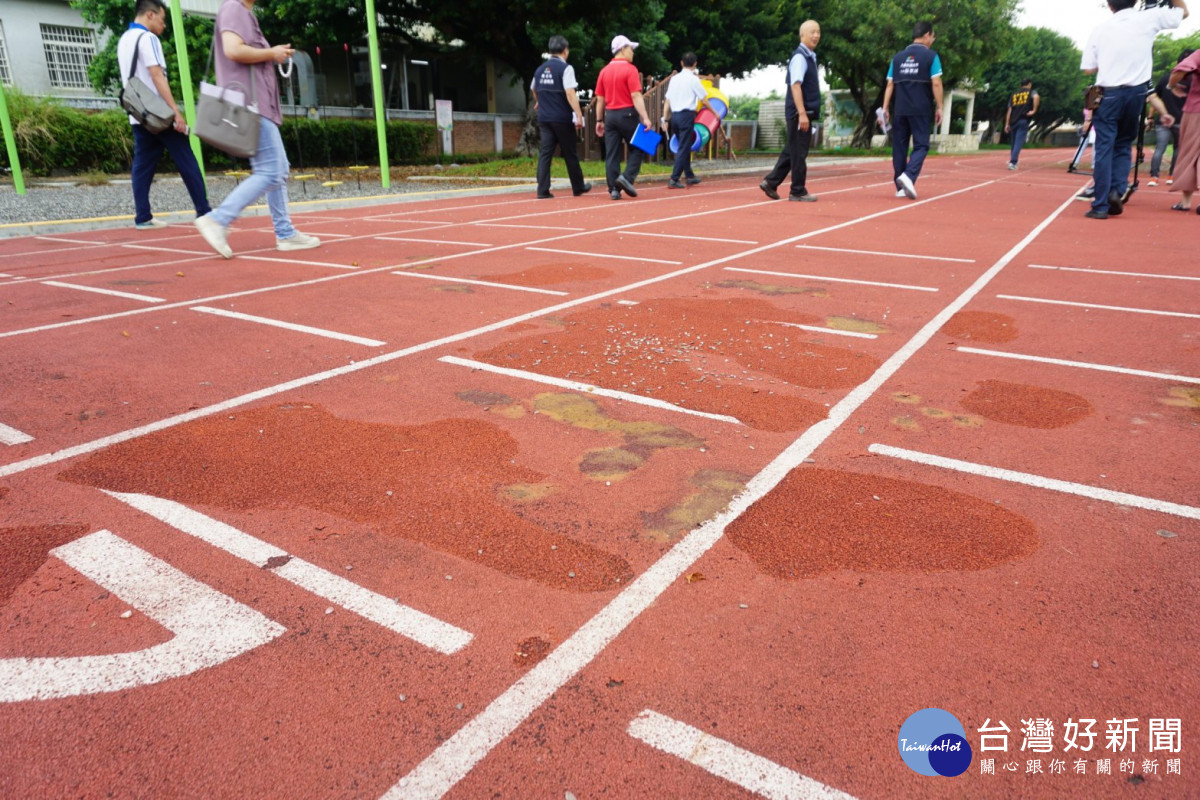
[595,35,654,200]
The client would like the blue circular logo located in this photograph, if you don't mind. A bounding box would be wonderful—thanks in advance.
[898,708,973,777]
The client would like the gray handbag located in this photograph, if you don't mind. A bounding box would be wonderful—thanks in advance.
[118,33,176,134]
[194,45,260,159]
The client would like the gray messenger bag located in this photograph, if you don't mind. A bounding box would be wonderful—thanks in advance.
[118,33,176,134]
[194,45,260,159]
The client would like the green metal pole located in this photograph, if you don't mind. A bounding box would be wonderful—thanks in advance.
[168,0,204,178]
[364,0,390,187]
[0,81,27,196]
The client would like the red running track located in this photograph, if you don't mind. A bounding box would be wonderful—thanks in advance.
[0,148,1197,799]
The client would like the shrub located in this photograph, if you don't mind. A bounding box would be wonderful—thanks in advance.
[0,90,132,176]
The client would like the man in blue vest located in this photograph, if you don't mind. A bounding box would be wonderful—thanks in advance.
[882,22,943,200]
[759,20,821,202]
[531,35,591,199]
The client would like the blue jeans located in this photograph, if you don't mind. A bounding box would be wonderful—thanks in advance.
[1150,121,1179,178]
[210,118,295,239]
[1091,86,1143,213]
[131,124,211,223]
[1009,118,1030,164]
[892,113,932,184]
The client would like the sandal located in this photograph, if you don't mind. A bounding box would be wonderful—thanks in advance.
[1170,203,1190,212]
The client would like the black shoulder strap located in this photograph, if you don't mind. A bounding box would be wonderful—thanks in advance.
[127,32,147,82]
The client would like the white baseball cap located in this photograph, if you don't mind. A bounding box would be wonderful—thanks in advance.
[611,35,639,54]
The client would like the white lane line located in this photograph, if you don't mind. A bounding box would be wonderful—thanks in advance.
[0,422,34,446]
[869,444,1200,521]
[40,280,166,303]
[190,306,386,347]
[36,235,96,245]
[0,530,285,702]
[997,294,1200,320]
[121,243,212,255]
[439,356,742,425]
[475,223,586,231]
[726,267,939,293]
[766,321,878,340]
[377,236,492,247]
[628,709,858,800]
[391,270,568,296]
[0,178,999,479]
[0,273,13,278]
[526,247,683,265]
[237,255,360,271]
[617,300,639,305]
[796,244,974,263]
[105,492,472,654]
[1029,263,1200,282]
[619,230,758,245]
[387,180,1065,800]
[957,346,1200,385]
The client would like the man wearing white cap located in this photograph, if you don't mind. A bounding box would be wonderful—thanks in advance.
[594,34,654,200]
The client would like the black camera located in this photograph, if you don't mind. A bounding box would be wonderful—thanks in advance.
[1141,0,1174,8]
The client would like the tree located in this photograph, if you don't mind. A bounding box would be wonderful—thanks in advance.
[1153,29,1200,76]
[978,27,1089,141]
[812,0,1019,147]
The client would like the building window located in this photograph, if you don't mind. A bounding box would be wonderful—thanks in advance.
[0,23,11,86]
[41,24,96,89]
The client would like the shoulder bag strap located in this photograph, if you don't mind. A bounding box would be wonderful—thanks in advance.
[127,32,147,84]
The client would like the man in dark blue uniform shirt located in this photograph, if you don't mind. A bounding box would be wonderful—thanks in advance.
[530,35,591,199]
[882,22,944,200]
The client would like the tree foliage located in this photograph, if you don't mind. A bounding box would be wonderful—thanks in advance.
[1152,29,1200,76]
[978,27,1088,141]
[809,0,1019,146]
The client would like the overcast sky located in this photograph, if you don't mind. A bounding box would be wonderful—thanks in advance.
[722,1,1200,97]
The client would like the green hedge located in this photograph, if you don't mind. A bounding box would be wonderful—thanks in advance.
[1,92,132,176]
[1,90,439,175]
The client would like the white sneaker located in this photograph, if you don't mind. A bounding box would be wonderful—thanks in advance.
[895,189,907,198]
[135,218,168,230]
[1147,179,1158,187]
[896,173,917,199]
[276,231,320,251]
[1008,162,1017,170]
[194,214,232,259]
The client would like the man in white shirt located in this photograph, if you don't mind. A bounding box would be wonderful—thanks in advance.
[117,0,210,229]
[1080,0,1188,219]
[660,53,713,188]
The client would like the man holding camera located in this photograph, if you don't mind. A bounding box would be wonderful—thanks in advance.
[1080,0,1188,220]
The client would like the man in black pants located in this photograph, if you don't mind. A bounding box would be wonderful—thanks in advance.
[531,35,591,199]
[595,35,654,200]
[760,20,822,202]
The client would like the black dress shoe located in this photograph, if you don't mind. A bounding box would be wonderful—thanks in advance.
[610,190,621,200]
[759,180,779,200]
[536,192,554,199]
[686,176,702,185]
[1107,191,1123,216]
[573,182,592,196]
[668,179,686,189]
[1085,209,1108,219]
[616,175,638,197]
[788,193,817,202]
